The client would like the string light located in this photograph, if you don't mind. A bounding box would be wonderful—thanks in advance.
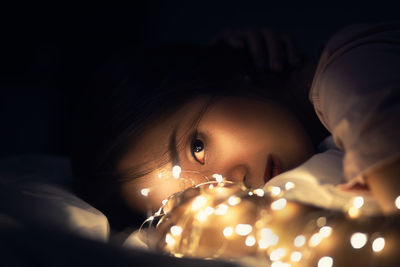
[245,235,256,246]
[170,226,183,236]
[215,204,229,215]
[228,196,241,206]
[269,186,281,196]
[271,262,291,267]
[309,233,322,247]
[271,198,287,210]
[192,196,207,210]
[353,196,364,209]
[318,256,333,267]
[172,165,181,179]
[294,235,306,247]
[254,188,265,197]
[319,226,332,238]
[316,217,327,227]
[395,196,400,209]
[223,227,234,237]
[290,251,302,262]
[140,188,150,197]
[285,181,295,190]
[212,174,224,183]
[235,224,253,236]
[270,248,286,261]
[372,237,385,252]
[350,232,368,249]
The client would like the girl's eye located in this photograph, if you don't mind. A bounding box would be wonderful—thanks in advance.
[191,139,205,164]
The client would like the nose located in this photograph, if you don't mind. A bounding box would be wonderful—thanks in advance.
[224,164,248,184]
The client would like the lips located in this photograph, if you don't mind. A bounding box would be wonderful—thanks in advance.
[263,154,282,183]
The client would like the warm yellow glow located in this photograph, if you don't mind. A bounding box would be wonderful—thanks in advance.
[318,256,333,267]
[290,251,302,262]
[254,188,265,197]
[235,224,253,236]
[157,172,163,179]
[228,196,241,206]
[140,188,150,197]
[372,237,385,252]
[294,235,306,247]
[353,196,364,209]
[316,216,327,227]
[285,181,295,190]
[212,173,224,183]
[348,206,360,218]
[245,235,256,246]
[215,204,229,215]
[270,248,286,261]
[223,227,234,237]
[196,210,208,222]
[269,186,282,196]
[172,165,181,179]
[170,225,183,236]
[165,233,175,246]
[309,233,322,247]
[260,228,279,248]
[350,232,368,249]
[192,196,207,211]
[271,262,291,267]
[319,226,332,238]
[205,206,214,215]
[162,199,168,205]
[395,196,400,209]
[271,198,287,210]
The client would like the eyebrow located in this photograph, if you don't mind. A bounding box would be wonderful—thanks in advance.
[168,128,181,166]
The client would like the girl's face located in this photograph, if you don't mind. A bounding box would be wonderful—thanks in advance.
[118,96,314,212]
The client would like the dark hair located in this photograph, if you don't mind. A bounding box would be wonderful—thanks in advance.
[71,44,326,230]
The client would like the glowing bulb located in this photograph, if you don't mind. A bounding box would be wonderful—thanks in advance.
[285,181,295,190]
[395,196,400,209]
[192,196,207,210]
[235,224,252,236]
[172,165,181,179]
[162,199,168,205]
[318,256,333,267]
[319,226,332,238]
[228,196,241,206]
[170,225,183,236]
[196,210,207,222]
[316,216,327,227]
[245,235,256,246]
[353,196,364,209]
[165,233,175,246]
[215,204,229,215]
[270,186,281,196]
[294,235,306,247]
[205,206,214,215]
[140,188,150,197]
[348,206,360,218]
[212,173,224,183]
[372,237,385,252]
[350,232,367,249]
[271,262,291,267]
[157,172,163,179]
[309,233,322,247]
[270,248,286,261]
[259,228,279,248]
[271,198,287,210]
[290,251,302,262]
[254,188,265,197]
[223,227,234,237]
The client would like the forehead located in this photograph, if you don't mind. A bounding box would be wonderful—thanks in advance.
[118,96,209,173]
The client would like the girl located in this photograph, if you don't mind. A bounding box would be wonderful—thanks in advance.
[71,22,400,232]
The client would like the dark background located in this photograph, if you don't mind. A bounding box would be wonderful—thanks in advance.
[1,2,399,158]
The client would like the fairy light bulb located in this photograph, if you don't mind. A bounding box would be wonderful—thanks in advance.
[170,226,183,236]
[192,196,207,210]
[309,233,322,247]
[165,233,176,246]
[140,188,150,197]
[215,204,229,215]
[270,248,286,261]
[294,235,306,247]
[350,232,368,249]
[271,198,287,210]
[271,262,291,267]
[348,206,360,218]
[372,237,385,252]
[228,196,241,206]
[316,217,327,227]
[269,186,281,196]
[259,228,279,248]
[319,226,332,238]
[285,181,295,190]
[212,174,224,183]
[395,196,400,209]
[172,165,181,179]
[318,256,333,267]
[290,251,302,262]
[223,227,234,237]
[157,172,163,179]
[353,196,364,209]
[254,188,265,197]
[245,235,256,246]
[235,224,252,236]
